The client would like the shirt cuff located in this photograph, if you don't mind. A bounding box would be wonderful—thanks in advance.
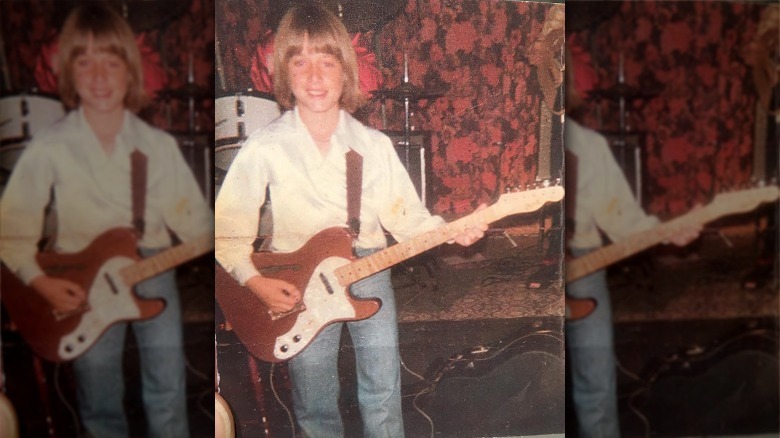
[232,258,263,286]
[19,264,46,286]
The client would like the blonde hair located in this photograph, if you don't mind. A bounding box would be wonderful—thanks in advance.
[273,4,364,112]
[57,3,147,112]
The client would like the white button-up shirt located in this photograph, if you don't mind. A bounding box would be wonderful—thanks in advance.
[565,118,659,250]
[0,108,214,284]
[215,108,443,285]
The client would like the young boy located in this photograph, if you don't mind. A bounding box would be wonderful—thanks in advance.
[0,4,213,436]
[215,4,485,437]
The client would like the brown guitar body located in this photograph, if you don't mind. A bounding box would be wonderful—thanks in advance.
[215,227,382,363]
[1,228,165,362]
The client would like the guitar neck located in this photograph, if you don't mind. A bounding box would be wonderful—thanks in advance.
[120,235,214,286]
[565,204,720,283]
[336,205,504,286]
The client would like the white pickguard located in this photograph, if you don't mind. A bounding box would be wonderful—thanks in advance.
[58,256,141,360]
[273,256,353,361]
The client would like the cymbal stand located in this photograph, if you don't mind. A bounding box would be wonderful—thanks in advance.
[614,50,642,205]
[401,53,412,169]
[399,53,427,206]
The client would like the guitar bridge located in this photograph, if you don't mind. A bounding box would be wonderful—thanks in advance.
[52,302,91,321]
[268,301,306,321]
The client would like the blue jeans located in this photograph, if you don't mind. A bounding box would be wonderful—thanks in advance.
[566,247,620,438]
[73,248,189,438]
[288,248,404,438]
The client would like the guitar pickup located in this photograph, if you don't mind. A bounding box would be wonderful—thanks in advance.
[267,301,306,321]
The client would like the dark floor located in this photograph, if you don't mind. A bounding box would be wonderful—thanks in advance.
[566,220,780,438]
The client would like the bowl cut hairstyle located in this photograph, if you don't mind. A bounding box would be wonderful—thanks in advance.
[273,4,365,113]
[57,3,147,112]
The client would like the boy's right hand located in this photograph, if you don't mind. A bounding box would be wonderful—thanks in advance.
[30,275,87,314]
[245,276,302,314]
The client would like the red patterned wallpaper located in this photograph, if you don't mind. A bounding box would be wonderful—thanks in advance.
[216,0,562,215]
[569,1,767,216]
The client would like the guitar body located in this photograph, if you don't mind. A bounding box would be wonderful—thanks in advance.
[215,227,382,363]
[1,228,165,362]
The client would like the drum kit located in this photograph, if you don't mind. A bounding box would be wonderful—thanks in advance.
[0,93,66,195]
[214,90,281,194]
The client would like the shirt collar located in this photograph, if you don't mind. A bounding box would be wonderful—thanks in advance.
[76,107,136,157]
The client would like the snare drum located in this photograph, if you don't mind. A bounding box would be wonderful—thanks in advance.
[0,94,65,145]
[215,91,280,148]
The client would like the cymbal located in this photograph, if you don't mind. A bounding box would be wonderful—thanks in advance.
[157,84,212,101]
[372,83,446,102]
[588,83,660,101]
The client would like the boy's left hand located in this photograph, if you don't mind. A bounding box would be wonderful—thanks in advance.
[452,203,489,247]
[667,204,704,247]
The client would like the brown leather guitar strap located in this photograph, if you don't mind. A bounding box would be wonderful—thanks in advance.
[346,149,363,240]
[131,149,148,238]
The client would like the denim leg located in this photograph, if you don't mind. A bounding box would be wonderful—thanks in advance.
[288,321,344,438]
[347,267,404,438]
[566,247,620,438]
[132,250,190,438]
[73,321,129,438]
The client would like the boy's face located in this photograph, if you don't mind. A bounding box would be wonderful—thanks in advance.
[72,39,129,116]
[288,37,344,119]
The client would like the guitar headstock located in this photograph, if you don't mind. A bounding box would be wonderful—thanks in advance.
[710,184,779,216]
[492,180,565,218]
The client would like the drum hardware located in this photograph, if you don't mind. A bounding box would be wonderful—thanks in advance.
[160,47,215,199]
[214,91,280,149]
[588,53,659,205]
[371,82,446,102]
[372,55,444,207]
[0,94,65,146]
[157,84,212,102]
[587,83,661,102]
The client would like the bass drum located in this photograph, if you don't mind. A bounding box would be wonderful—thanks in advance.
[214,91,278,244]
[215,90,280,149]
[214,91,280,191]
[0,93,65,146]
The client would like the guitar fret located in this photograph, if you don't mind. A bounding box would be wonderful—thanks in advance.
[120,235,213,286]
[335,186,565,286]
[566,186,779,282]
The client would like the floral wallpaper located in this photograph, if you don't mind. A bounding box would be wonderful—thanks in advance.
[216,0,562,215]
[0,0,215,134]
[569,1,767,217]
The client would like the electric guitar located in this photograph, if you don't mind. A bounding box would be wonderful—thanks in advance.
[216,185,565,363]
[1,228,214,362]
[566,185,779,283]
